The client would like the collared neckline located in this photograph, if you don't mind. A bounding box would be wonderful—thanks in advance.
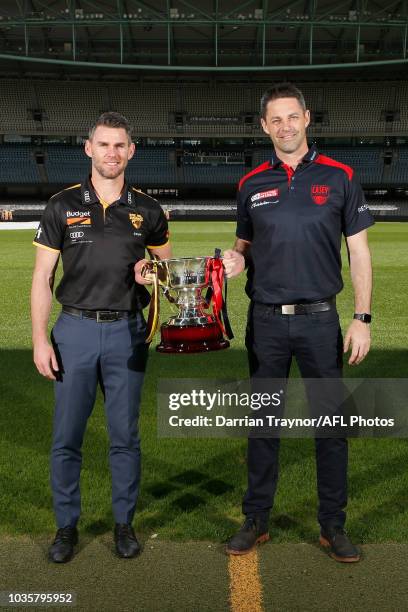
[81,176,134,207]
[81,176,99,205]
[270,143,319,168]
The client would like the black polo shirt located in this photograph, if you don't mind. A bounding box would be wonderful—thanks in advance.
[236,144,375,304]
[33,177,169,311]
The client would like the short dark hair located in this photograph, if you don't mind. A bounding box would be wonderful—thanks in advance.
[260,83,306,119]
[88,111,133,142]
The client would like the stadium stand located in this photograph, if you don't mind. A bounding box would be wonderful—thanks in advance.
[110,83,178,135]
[0,145,40,183]
[390,148,408,183]
[0,144,402,187]
[43,145,177,184]
[0,80,39,134]
[0,77,407,222]
[44,145,89,184]
[0,79,407,137]
[183,164,244,184]
[39,83,104,134]
[126,146,177,184]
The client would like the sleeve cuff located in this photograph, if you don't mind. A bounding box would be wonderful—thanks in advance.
[147,239,169,249]
[236,233,253,243]
[343,218,375,238]
[33,241,60,253]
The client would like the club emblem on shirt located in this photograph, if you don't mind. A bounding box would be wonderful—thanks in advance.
[311,184,330,205]
[129,213,143,229]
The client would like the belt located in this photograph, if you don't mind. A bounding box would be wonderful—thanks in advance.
[259,297,335,315]
[62,306,134,322]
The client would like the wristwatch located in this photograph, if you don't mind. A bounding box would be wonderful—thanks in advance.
[354,313,372,323]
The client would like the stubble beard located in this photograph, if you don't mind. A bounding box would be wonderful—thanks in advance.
[279,134,302,153]
[93,160,125,180]
[275,133,303,155]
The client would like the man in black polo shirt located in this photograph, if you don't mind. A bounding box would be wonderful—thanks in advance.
[31,112,171,563]
[223,83,374,562]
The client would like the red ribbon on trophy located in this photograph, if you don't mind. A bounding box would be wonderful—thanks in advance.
[205,249,234,341]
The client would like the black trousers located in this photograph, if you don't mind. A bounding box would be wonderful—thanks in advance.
[243,301,347,529]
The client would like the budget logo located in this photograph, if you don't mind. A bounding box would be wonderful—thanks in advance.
[311,184,330,205]
[66,210,91,226]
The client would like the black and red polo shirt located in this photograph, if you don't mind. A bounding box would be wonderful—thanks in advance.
[236,144,375,304]
[33,177,169,311]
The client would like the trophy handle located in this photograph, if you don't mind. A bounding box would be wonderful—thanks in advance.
[143,258,176,343]
[145,260,160,344]
[153,259,177,304]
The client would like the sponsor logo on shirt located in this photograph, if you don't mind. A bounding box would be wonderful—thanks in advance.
[311,184,330,205]
[358,203,369,213]
[67,210,90,217]
[84,190,91,203]
[250,200,277,209]
[35,226,42,239]
[69,231,84,239]
[251,189,279,202]
[129,213,143,229]
[66,210,91,226]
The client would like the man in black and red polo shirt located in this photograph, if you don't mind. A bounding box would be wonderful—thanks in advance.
[223,83,374,562]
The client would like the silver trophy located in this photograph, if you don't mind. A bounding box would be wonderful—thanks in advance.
[144,256,232,353]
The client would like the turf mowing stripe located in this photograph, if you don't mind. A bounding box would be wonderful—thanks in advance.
[228,550,264,612]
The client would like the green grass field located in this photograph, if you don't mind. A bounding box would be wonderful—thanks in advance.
[0,222,407,545]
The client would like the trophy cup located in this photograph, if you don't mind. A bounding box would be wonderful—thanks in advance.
[143,252,233,353]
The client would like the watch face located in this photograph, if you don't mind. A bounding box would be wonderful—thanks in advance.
[355,313,372,323]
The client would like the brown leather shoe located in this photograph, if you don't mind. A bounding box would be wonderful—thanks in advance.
[226,517,269,555]
[320,526,361,563]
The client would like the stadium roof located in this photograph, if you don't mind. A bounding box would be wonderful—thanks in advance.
[0,0,408,77]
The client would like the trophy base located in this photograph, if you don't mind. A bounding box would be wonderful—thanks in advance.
[156,322,230,353]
